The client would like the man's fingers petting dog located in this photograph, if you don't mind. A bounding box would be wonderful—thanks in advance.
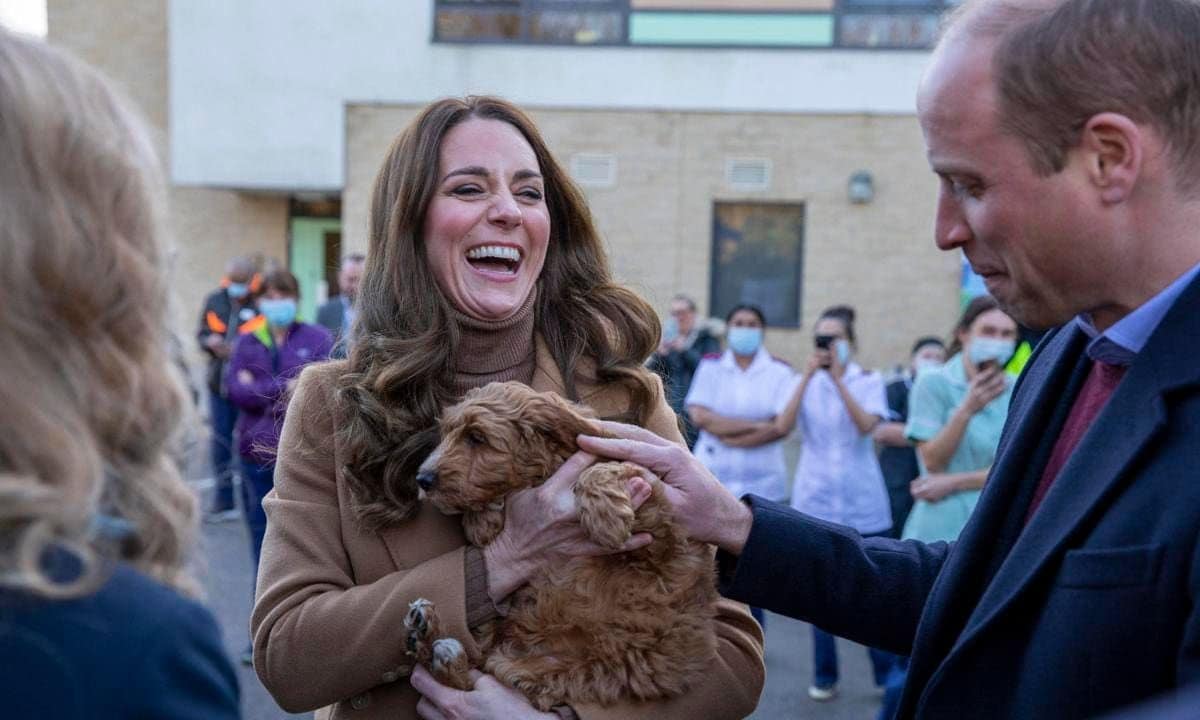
[629,476,651,509]
[623,531,653,552]
[591,420,674,447]
[577,433,676,475]
[579,431,749,548]
[539,450,597,502]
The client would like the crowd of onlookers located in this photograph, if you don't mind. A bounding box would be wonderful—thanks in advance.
[648,293,1023,714]
[195,268,1040,709]
[9,0,1200,716]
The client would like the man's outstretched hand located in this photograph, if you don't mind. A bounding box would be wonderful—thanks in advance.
[577,422,754,556]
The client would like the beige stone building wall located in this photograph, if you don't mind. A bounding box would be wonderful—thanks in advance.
[47,0,289,382]
[45,0,958,374]
[344,104,960,371]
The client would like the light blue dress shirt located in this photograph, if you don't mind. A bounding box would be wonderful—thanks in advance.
[1077,261,1200,365]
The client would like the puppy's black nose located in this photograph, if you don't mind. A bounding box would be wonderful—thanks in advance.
[416,470,437,492]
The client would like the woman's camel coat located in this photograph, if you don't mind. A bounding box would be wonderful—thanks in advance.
[251,339,765,719]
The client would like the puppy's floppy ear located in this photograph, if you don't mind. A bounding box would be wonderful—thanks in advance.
[518,391,597,452]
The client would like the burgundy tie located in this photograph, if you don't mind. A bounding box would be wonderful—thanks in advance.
[1024,360,1128,524]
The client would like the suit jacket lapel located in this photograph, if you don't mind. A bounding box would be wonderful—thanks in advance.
[903,325,1089,709]
[947,272,1200,661]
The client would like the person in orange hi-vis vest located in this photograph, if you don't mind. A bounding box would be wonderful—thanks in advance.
[196,256,262,519]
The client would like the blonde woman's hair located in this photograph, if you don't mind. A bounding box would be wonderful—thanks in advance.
[0,29,198,598]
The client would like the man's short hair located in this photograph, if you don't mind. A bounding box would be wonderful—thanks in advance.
[670,294,697,312]
[946,0,1200,194]
[226,255,255,277]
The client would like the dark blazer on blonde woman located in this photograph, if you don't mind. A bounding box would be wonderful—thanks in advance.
[717,272,1200,719]
[252,338,765,720]
[0,557,239,719]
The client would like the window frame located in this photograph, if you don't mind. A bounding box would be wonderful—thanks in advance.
[709,199,806,330]
[431,0,956,50]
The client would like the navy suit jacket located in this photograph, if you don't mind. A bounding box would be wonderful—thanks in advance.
[316,297,350,359]
[720,273,1200,718]
[0,561,240,719]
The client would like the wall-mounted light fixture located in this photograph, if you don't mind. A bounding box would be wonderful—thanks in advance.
[848,170,875,204]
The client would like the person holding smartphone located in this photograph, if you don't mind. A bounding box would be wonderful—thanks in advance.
[901,295,1017,543]
[873,296,1018,720]
[770,304,895,702]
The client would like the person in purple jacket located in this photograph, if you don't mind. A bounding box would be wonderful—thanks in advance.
[227,268,332,661]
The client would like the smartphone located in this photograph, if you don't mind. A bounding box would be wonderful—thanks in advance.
[814,334,835,368]
[977,358,999,373]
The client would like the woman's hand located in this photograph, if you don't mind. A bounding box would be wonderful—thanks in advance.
[411,666,558,720]
[482,451,653,601]
[577,422,754,556]
[961,366,1007,415]
[804,352,825,378]
[910,473,959,503]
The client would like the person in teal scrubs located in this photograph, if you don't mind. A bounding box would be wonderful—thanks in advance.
[902,296,1018,543]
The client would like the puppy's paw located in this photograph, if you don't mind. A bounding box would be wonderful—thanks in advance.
[575,463,636,550]
[405,598,442,659]
[432,638,474,690]
[405,598,434,637]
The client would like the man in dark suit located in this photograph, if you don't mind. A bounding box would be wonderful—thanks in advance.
[316,252,365,359]
[580,1,1200,718]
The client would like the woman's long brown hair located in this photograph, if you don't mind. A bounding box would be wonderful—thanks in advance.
[336,96,660,529]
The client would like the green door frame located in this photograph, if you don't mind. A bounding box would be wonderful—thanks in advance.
[289,217,343,323]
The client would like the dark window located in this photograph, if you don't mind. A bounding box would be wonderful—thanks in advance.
[710,202,805,328]
[436,8,522,41]
[432,0,957,49]
[839,13,941,48]
[529,10,624,43]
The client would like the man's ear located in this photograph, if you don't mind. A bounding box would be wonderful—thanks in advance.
[1078,112,1144,205]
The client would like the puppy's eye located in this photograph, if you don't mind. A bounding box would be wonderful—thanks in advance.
[465,430,486,447]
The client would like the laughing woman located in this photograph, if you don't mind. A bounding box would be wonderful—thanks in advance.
[251,97,765,720]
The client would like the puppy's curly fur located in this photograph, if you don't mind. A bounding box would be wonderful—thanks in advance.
[409,381,718,710]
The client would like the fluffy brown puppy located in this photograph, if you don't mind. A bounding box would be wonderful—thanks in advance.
[407,381,718,710]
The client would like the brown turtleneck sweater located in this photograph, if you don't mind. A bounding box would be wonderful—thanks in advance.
[453,291,581,718]
[450,289,537,399]
[454,291,538,629]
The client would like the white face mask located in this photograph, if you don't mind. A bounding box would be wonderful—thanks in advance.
[913,357,942,375]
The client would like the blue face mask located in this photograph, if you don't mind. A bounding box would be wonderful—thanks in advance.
[727,327,763,356]
[260,298,297,328]
[227,282,249,299]
[968,337,1016,368]
[662,317,680,343]
[835,339,851,366]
